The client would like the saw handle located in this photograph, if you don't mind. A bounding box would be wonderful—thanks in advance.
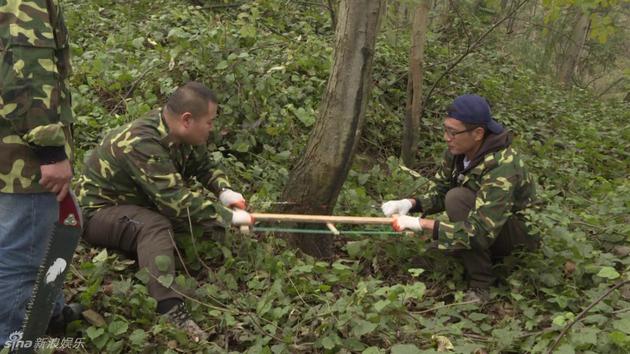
[59,192,82,228]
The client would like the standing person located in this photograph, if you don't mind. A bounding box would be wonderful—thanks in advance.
[382,94,538,303]
[0,0,77,345]
[76,82,254,342]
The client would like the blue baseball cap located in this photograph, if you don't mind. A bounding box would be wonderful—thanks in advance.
[447,94,504,134]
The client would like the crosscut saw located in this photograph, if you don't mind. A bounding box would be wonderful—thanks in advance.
[18,192,82,353]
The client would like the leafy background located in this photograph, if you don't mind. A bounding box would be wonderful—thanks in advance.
[54,0,630,353]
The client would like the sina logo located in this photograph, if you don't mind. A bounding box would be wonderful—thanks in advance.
[4,330,33,350]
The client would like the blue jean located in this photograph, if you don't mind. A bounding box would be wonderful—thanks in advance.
[0,193,64,345]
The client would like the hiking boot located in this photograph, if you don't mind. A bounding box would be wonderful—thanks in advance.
[463,287,490,304]
[163,302,208,342]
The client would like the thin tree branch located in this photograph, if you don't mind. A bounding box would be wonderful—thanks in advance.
[168,229,192,278]
[546,279,630,354]
[423,0,531,111]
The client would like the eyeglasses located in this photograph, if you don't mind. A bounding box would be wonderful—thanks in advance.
[444,126,477,138]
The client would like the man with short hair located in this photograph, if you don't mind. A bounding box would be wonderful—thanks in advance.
[1,0,78,344]
[382,94,538,303]
[76,82,253,341]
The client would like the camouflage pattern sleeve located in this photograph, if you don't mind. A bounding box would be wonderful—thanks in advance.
[122,138,226,224]
[188,146,231,196]
[433,162,517,251]
[0,0,72,148]
[415,151,454,215]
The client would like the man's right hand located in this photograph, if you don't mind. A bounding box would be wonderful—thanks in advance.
[381,199,414,217]
[220,189,247,210]
[40,159,73,202]
[231,209,254,226]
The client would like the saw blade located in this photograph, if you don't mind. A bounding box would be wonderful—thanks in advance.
[18,193,81,353]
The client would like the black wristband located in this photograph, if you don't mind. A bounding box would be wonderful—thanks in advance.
[33,145,67,165]
[432,221,440,241]
[409,198,423,213]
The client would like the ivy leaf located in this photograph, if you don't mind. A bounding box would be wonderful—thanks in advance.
[154,255,171,272]
[321,336,336,350]
[362,347,384,354]
[612,317,630,334]
[108,320,128,336]
[294,107,315,127]
[93,249,108,263]
[86,326,105,340]
[239,24,257,38]
[390,344,422,354]
[554,344,576,354]
[373,299,391,313]
[346,240,369,258]
[596,266,620,279]
[158,274,174,288]
[129,329,147,346]
[351,319,378,337]
[608,331,629,346]
[408,268,425,277]
[215,61,229,70]
[135,268,150,284]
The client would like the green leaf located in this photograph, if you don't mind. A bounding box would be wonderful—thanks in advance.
[86,326,105,340]
[129,329,147,347]
[612,317,630,334]
[351,319,378,337]
[216,61,229,70]
[390,344,422,354]
[294,107,315,127]
[239,24,257,38]
[135,268,150,284]
[321,336,335,350]
[596,266,620,279]
[158,274,174,288]
[346,240,369,258]
[373,299,391,312]
[93,249,108,263]
[154,255,172,272]
[362,347,384,354]
[608,331,629,345]
[555,344,575,354]
[408,268,425,277]
[108,320,128,336]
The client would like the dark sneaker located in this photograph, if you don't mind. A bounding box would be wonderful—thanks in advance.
[463,287,490,304]
[163,302,208,342]
[47,303,85,336]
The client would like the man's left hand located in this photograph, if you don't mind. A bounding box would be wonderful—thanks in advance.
[392,215,422,232]
[220,189,247,209]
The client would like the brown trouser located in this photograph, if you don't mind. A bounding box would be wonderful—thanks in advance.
[445,187,538,289]
[82,205,222,303]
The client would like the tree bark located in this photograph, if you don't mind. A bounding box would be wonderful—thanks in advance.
[401,0,430,167]
[558,10,590,87]
[278,0,385,259]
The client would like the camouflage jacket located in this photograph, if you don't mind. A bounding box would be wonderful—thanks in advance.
[0,0,74,193]
[413,131,536,250]
[76,109,233,225]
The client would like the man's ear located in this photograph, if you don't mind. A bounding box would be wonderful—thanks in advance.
[181,112,193,128]
[473,127,485,142]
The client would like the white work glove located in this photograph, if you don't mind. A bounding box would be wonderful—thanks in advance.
[231,209,254,226]
[381,199,413,217]
[391,215,422,232]
[219,189,247,210]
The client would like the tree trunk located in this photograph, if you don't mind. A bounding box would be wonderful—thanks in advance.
[401,0,430,167]
[278,0,385,259]
[558,10,590,87]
